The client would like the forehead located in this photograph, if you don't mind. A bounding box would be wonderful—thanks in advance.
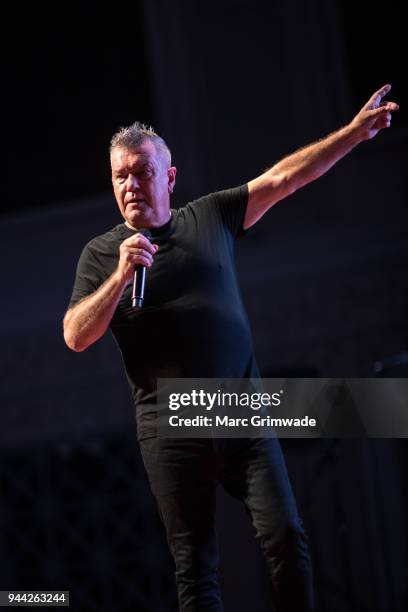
[110,141,158,171]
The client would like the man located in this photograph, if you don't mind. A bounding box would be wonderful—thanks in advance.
[63,85,398,611]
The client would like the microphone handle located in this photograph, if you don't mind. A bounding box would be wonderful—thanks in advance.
[131,229,152,309]
[132,265,146,308]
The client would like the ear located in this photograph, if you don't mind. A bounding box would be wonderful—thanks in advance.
[168,166,177,193]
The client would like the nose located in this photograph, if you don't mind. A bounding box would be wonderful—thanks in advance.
[125,173,140,191]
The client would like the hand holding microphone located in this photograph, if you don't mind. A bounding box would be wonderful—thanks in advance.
[117,231,159,307]
[132,229,152,308]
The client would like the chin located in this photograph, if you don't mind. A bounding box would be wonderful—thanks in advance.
[126,212,151,229]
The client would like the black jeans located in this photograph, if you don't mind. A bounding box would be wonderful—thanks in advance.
[140,436,314,612]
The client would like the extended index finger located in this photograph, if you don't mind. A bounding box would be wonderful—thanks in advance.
[365,83,392,109]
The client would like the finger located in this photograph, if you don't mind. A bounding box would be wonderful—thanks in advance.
[126,247,154,264]
[124,234,157,255]
[366,83,391,108]
[380,101,399,111]
[378,111,393,122]
[127,246,154,256]
[377,115,392,129]
[127,253,154,267]
[133,256,153,267]
[367,105,393,118]
[122,245,154,263]
[376,83,391,98]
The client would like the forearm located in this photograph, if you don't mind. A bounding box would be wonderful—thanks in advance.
[63,270,128,352]
[270,122,363,192]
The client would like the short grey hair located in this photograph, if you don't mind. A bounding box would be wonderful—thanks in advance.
[110,121,171,167]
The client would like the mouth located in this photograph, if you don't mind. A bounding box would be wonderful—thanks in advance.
[126,199,145,208]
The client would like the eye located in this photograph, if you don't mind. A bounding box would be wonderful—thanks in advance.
[139,167,153,179]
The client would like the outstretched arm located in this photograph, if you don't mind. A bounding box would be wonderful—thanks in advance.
[244,84,399,229]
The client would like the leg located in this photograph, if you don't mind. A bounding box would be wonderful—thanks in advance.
[140,437,223,612]
[218,438,315,612]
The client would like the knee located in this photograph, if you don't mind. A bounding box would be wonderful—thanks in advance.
[174,544,219,583]
[261,515,311,561]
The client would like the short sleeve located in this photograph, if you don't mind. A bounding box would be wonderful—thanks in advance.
[67,242,108,310]
[208,184,249,238]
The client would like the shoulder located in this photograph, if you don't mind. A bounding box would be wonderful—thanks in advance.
[185,184,248,211]
[81,224,127,259]
[86,223,127,248]
[177,185,248,238]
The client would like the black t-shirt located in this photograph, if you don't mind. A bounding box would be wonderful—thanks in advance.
[68,185,260,437]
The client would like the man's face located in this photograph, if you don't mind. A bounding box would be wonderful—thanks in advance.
[111,140,176,229]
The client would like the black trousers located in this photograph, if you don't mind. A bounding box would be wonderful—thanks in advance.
[140,436,315,612]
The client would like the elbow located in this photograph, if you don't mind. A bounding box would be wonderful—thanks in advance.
[64,330,87,352]
[67,340,87,353]
[63,316,87,352]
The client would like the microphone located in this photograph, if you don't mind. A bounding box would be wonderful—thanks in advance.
[132,230,152,308]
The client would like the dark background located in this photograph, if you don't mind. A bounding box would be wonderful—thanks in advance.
[1,1,407,611]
